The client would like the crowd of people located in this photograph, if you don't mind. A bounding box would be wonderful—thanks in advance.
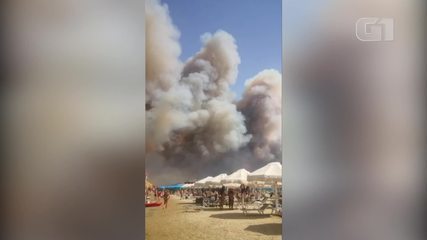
[145,184,282,211]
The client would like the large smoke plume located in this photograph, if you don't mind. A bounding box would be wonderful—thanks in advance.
[145,0,182,103]
[238,70,282,161]
[145,0,282,183]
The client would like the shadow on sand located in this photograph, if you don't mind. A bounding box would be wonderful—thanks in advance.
[181,210,201,213]
[244,223,282,236]
[209,213,271,219]
[200,208,235,212]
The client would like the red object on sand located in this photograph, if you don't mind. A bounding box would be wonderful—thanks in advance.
[145,202,162,207]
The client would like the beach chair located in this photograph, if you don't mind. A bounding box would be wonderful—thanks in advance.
[202,196,219,208]
[268,197,282,215]
[195,197,204,205]
[241,196,273,215]
[258,203,273,214]
[211,197,221,207]
[276,207,282,217]
[235,195,249,209]
[202,197,210,207]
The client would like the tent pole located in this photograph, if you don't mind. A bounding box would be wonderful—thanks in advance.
[274,181,278,214]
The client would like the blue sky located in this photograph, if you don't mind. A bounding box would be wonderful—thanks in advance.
[162,0,282,99]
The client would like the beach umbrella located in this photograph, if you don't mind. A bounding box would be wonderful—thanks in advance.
[247,181,269,188]
[205,173,227,187]
[194,176,213,188]
[220,169,250,185]
[248,162,282,213]
[182,183,194,188]
[248,181,282,188]
[223,183,241,188]
[159,183,184,190]
[247,162,282,182]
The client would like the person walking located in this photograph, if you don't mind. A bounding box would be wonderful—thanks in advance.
[162,190,170,209]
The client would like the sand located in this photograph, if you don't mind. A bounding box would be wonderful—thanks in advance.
[146,195,282,240]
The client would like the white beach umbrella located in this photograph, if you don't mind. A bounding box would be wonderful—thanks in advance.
[194,176,213,188]
[205,173,227,187]
[182,183,194,188]
[247,162,282,182]
[248,162,282,213]
[220,169,250,185]
[223,183,241,188]
[248,181,283,188]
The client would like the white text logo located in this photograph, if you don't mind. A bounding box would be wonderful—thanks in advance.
[356,18,394,42]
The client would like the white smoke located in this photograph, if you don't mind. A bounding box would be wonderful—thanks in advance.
[146,0,250,155]
[145,0,182,103]
[182,31,241,100]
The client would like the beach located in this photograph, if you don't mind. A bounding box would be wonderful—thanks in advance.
[146,195,282,240]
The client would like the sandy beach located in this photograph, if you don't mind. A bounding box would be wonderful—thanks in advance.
[146,195,282,240]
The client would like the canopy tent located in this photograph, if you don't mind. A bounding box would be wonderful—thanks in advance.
[205,173,227,187]
[247,162,282,182]
[194,176,213,188]
[220,169,250,185]
[159,183,184,190]
[247,162,282,214]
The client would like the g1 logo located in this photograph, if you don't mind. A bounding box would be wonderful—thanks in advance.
[356,18,394,42]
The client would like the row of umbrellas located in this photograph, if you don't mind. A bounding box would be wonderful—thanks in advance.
[156,162,282,211]
[194,162,282,188]
[194,162,282,209]
[157,162,282,190]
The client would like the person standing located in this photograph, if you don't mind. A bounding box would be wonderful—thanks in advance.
[219,186,226,209]
[240,184,246,206]
[228,188,235,210]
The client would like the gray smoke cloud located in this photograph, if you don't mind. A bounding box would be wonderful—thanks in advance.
[146,29,251,156]
[182,31,240,100]
[238,69,282,161]
[145,0,281,184]
[145,0,182,103]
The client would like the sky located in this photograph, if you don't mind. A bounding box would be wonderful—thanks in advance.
[162,0,282,99]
